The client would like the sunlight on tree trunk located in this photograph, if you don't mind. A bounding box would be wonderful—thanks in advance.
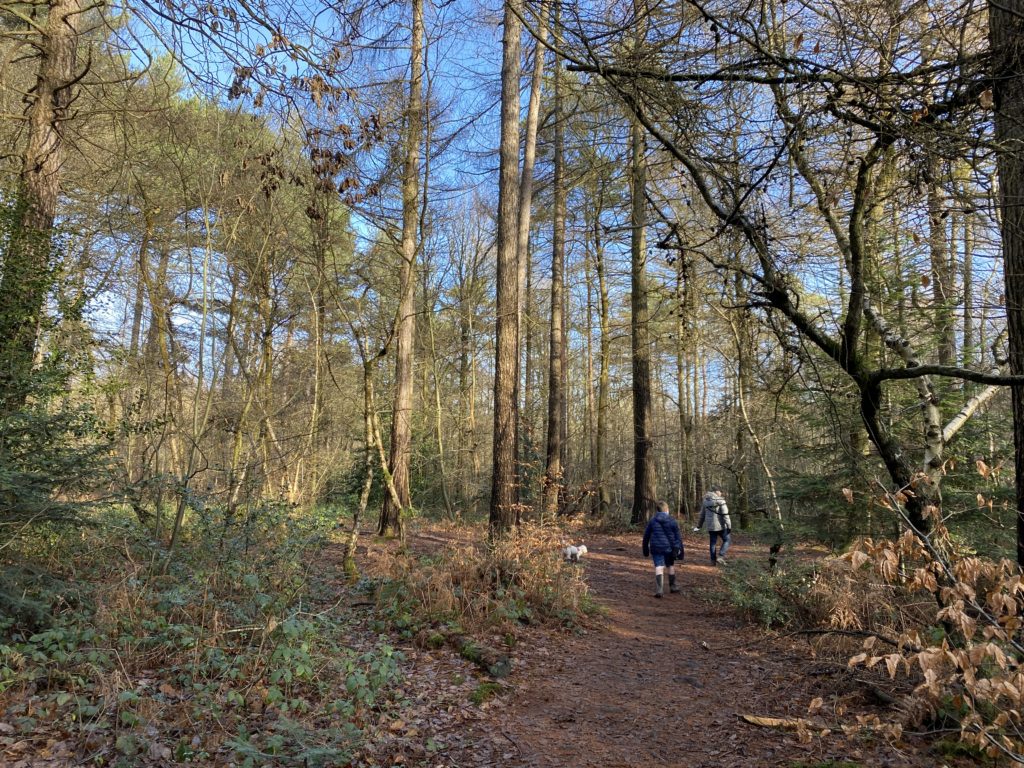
[380,0,424,540]
[0,0,82,413]
[489,0,523,537]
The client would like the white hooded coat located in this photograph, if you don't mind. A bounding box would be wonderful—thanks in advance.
[697,491,731,532]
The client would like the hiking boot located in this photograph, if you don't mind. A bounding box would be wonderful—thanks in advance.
[654,574,664,598]
[669,574,680,593]
[718,557,728,565]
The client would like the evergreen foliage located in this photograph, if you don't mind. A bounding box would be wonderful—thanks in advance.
[0,198,110,549]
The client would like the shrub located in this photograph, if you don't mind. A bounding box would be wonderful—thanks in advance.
[838,522,1024,759]
[747,495,1024,760]
[0,369,111,571]
[0,202,110,553]
[721,559,821,628]
[380,523,595,636]
[0,507,404,766]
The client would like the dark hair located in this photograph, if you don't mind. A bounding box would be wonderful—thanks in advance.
[710,485,723,493]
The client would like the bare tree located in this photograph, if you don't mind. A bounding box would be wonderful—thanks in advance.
[379,0,425,539]
[557,0,1013,533]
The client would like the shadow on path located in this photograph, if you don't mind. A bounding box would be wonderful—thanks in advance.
[439,532,935,768]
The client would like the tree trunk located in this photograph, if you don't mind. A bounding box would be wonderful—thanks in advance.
[514,0,549,500]
[129,210,153,362]
[0,0,82,413]
[489,0,522,537]
[928,157,956,367]
[454,223,479,507]
[958,166,976,369]
[428,303,455,518]
[594,184,612,516]
[345,356,377,578]
[346,326,386,577]
[522,239,536,503]
[675,258,693,521]
[585,239,597,496]
[297,189,330,505]
[629,116,658,524]
[542,37,566,520]
[732,275,755,529]
[457,266,474,507]
[379,0,424,538]
[988,0,1024,567]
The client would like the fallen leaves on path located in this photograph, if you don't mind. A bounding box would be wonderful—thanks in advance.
[388,529,971,768]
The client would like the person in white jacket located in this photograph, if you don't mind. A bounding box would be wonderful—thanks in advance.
[694,486,732,565]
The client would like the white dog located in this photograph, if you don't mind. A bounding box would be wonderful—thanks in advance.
[562,544,588,563]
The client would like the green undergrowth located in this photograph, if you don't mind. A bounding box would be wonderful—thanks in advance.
[0,503,403,767]
[469,681,503,705]
[719,557,822,628]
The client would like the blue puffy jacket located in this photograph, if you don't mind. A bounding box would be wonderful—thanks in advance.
[642,511,683,556]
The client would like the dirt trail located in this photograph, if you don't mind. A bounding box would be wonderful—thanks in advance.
[431,532,937,768]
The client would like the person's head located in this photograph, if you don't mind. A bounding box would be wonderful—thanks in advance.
[710,484,724,496]
[657,500,670,514]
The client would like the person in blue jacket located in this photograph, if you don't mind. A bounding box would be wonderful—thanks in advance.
[642,501,684,598]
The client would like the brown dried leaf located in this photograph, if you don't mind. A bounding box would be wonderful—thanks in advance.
[849,550,869,570]
[878,549,899,582]
[740,714,810,731]
[842,487,854,504]
[910,567,938,594]
[917,649,942,674]
[884,654,900,679]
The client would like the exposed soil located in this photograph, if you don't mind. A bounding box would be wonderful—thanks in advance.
[389,530,959,768]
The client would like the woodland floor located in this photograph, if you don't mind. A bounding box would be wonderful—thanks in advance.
[353,528,975,768]
[1,526,980,767]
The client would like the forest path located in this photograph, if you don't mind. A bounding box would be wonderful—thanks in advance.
[426,531,935,768]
